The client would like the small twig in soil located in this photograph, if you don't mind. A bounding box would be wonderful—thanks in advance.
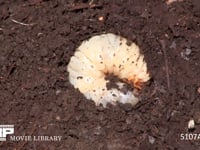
[166,0,184,5]
[159,40,170,90]
[11,19,35,26]
[5,63,16,79]
[68,3,102,11]
[89,0,94,5]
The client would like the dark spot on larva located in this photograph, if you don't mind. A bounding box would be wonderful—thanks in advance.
[102,88,105,91]
[91,65,94,68]
[93,90,96,92]
[112,94,117,97]
[100,96,103,99]
[127,58,129,61]
[119,65,122,68]
[136,56,140,62]
[77,76,83,79]
[132,61,134,63]
[136,63,137,66]
[120,42,122,45]
[126,40,132,46]
[100,61,103,64]
[122,60,125,63]
[106,74,122,90]
[113,53,116,57]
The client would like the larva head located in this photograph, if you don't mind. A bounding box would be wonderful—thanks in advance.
[113,35,150,89]
[126,60,150,89]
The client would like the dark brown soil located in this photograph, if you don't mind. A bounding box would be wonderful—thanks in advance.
[0,0,200,149]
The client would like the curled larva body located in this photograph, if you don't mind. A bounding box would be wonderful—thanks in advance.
[67,33,150,107]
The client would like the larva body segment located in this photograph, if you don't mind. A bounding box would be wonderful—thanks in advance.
[100,34,121,73]
[67,68,96,93]
[84,85,139,107]
[67,33,150,107]
[69,51,103,78]
[78,36,108,71]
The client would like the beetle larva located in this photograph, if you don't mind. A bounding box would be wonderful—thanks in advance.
[67,33,150,107]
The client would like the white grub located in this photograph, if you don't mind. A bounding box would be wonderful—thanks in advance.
[188,119,195,130]
[67,33,150,107]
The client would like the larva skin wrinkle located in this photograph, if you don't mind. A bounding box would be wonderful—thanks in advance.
[67,33,150,107]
